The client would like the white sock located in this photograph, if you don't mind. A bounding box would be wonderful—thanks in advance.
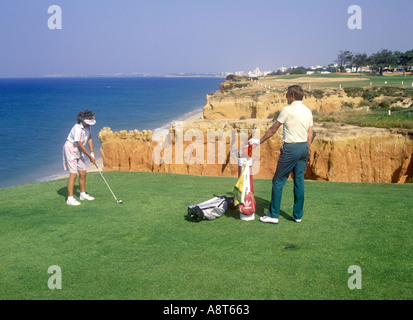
[80,192,86,197]
[68,196,74,201]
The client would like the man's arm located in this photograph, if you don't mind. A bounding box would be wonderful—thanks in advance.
[307,126,314,149]
[260,120,282,144]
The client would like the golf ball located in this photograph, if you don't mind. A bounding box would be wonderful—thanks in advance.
[118,200,123,204]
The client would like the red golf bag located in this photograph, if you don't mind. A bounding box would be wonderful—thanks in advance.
[237,143,256,221]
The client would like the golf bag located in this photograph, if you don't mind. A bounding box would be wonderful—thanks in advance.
[187,195,234,222]
[233,142,256,221]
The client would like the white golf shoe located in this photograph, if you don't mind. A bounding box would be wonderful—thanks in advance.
[66,198,81,206]
[80,193,95,201]
[259,216,279,224]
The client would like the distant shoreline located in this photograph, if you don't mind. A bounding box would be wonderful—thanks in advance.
[0,75,226,80]
[0,77,221,189]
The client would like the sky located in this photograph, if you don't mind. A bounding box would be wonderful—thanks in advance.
[0,0,412,77]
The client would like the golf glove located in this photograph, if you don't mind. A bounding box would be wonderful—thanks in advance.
[90,152,95,158]
[248,138,260,146]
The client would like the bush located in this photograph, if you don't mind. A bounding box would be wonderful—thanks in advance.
[312,90,324,99]
[378,86,398,97]
[379,98,392,108]
[358,100,371,108]
[342,101,355,108]
[344,87,364,98]
[362,90,380,101]
[314,115,339,123]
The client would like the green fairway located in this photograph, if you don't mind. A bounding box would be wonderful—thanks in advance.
[275,73,413,89]
[0,172,412,300]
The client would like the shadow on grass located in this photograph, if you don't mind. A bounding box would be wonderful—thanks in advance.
[185,194,291,222]
[226,195,291,221]
[57,185,80,199]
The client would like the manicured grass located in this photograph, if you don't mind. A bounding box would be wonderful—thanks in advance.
[274,73,413,89]
[343,112,413,129]
[0,172,412,300]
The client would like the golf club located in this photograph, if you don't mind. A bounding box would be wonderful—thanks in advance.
[95,164,123,204]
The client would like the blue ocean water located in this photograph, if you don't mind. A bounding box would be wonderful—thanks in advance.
[0,77,223,189]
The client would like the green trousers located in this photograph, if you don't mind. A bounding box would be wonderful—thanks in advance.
[267,142,309,220]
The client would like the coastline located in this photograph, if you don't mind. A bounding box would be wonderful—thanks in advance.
[53,108,204,181]
[0,77,221,190]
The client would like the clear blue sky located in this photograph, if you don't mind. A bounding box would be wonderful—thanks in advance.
[0,0,412,77]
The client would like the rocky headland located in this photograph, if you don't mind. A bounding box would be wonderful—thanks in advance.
[98,77,413,183]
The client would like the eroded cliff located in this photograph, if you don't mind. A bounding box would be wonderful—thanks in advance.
[99,120,413,183]
[99,77,413,183]
[203,86,362,120]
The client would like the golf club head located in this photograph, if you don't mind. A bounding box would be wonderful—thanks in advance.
[117,200,123,204]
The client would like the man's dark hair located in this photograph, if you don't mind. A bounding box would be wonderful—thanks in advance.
[286,85,304,100]
[77,110,95,124]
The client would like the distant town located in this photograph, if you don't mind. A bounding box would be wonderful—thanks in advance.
[228,49,413,77]
[223,65,408,78]
[34,48,412,79]
[38,64,409,79]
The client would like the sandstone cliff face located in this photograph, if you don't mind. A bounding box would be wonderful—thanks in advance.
[99,120,413,183]
[98,78,413,183]
[203,83,362,120]
[306,126,413,183]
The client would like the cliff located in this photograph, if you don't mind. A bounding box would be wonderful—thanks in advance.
[204,79,363,120]
[99,120,413,183]
[98,77,413,183]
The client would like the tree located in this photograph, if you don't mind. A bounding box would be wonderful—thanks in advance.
[289,66,307,74]
[352,53,368,74]
[326,64,338,73]
[335,50,353,72]
[368,49,397,76]
[395,49,413,75]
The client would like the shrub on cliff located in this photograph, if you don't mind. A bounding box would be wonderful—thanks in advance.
[344,87,364,98]
[362,90,380,101]
[379,98,392,108]
[358,100,371,108]
[312,89,324,99]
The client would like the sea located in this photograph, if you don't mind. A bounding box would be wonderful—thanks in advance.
[0,77,223,189]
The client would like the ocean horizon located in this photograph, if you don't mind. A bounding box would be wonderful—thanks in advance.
[0,77,223,189]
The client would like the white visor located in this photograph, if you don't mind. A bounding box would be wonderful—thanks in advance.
[84,119,96,126]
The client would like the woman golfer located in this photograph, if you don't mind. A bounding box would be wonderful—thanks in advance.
[63,110,97,206]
